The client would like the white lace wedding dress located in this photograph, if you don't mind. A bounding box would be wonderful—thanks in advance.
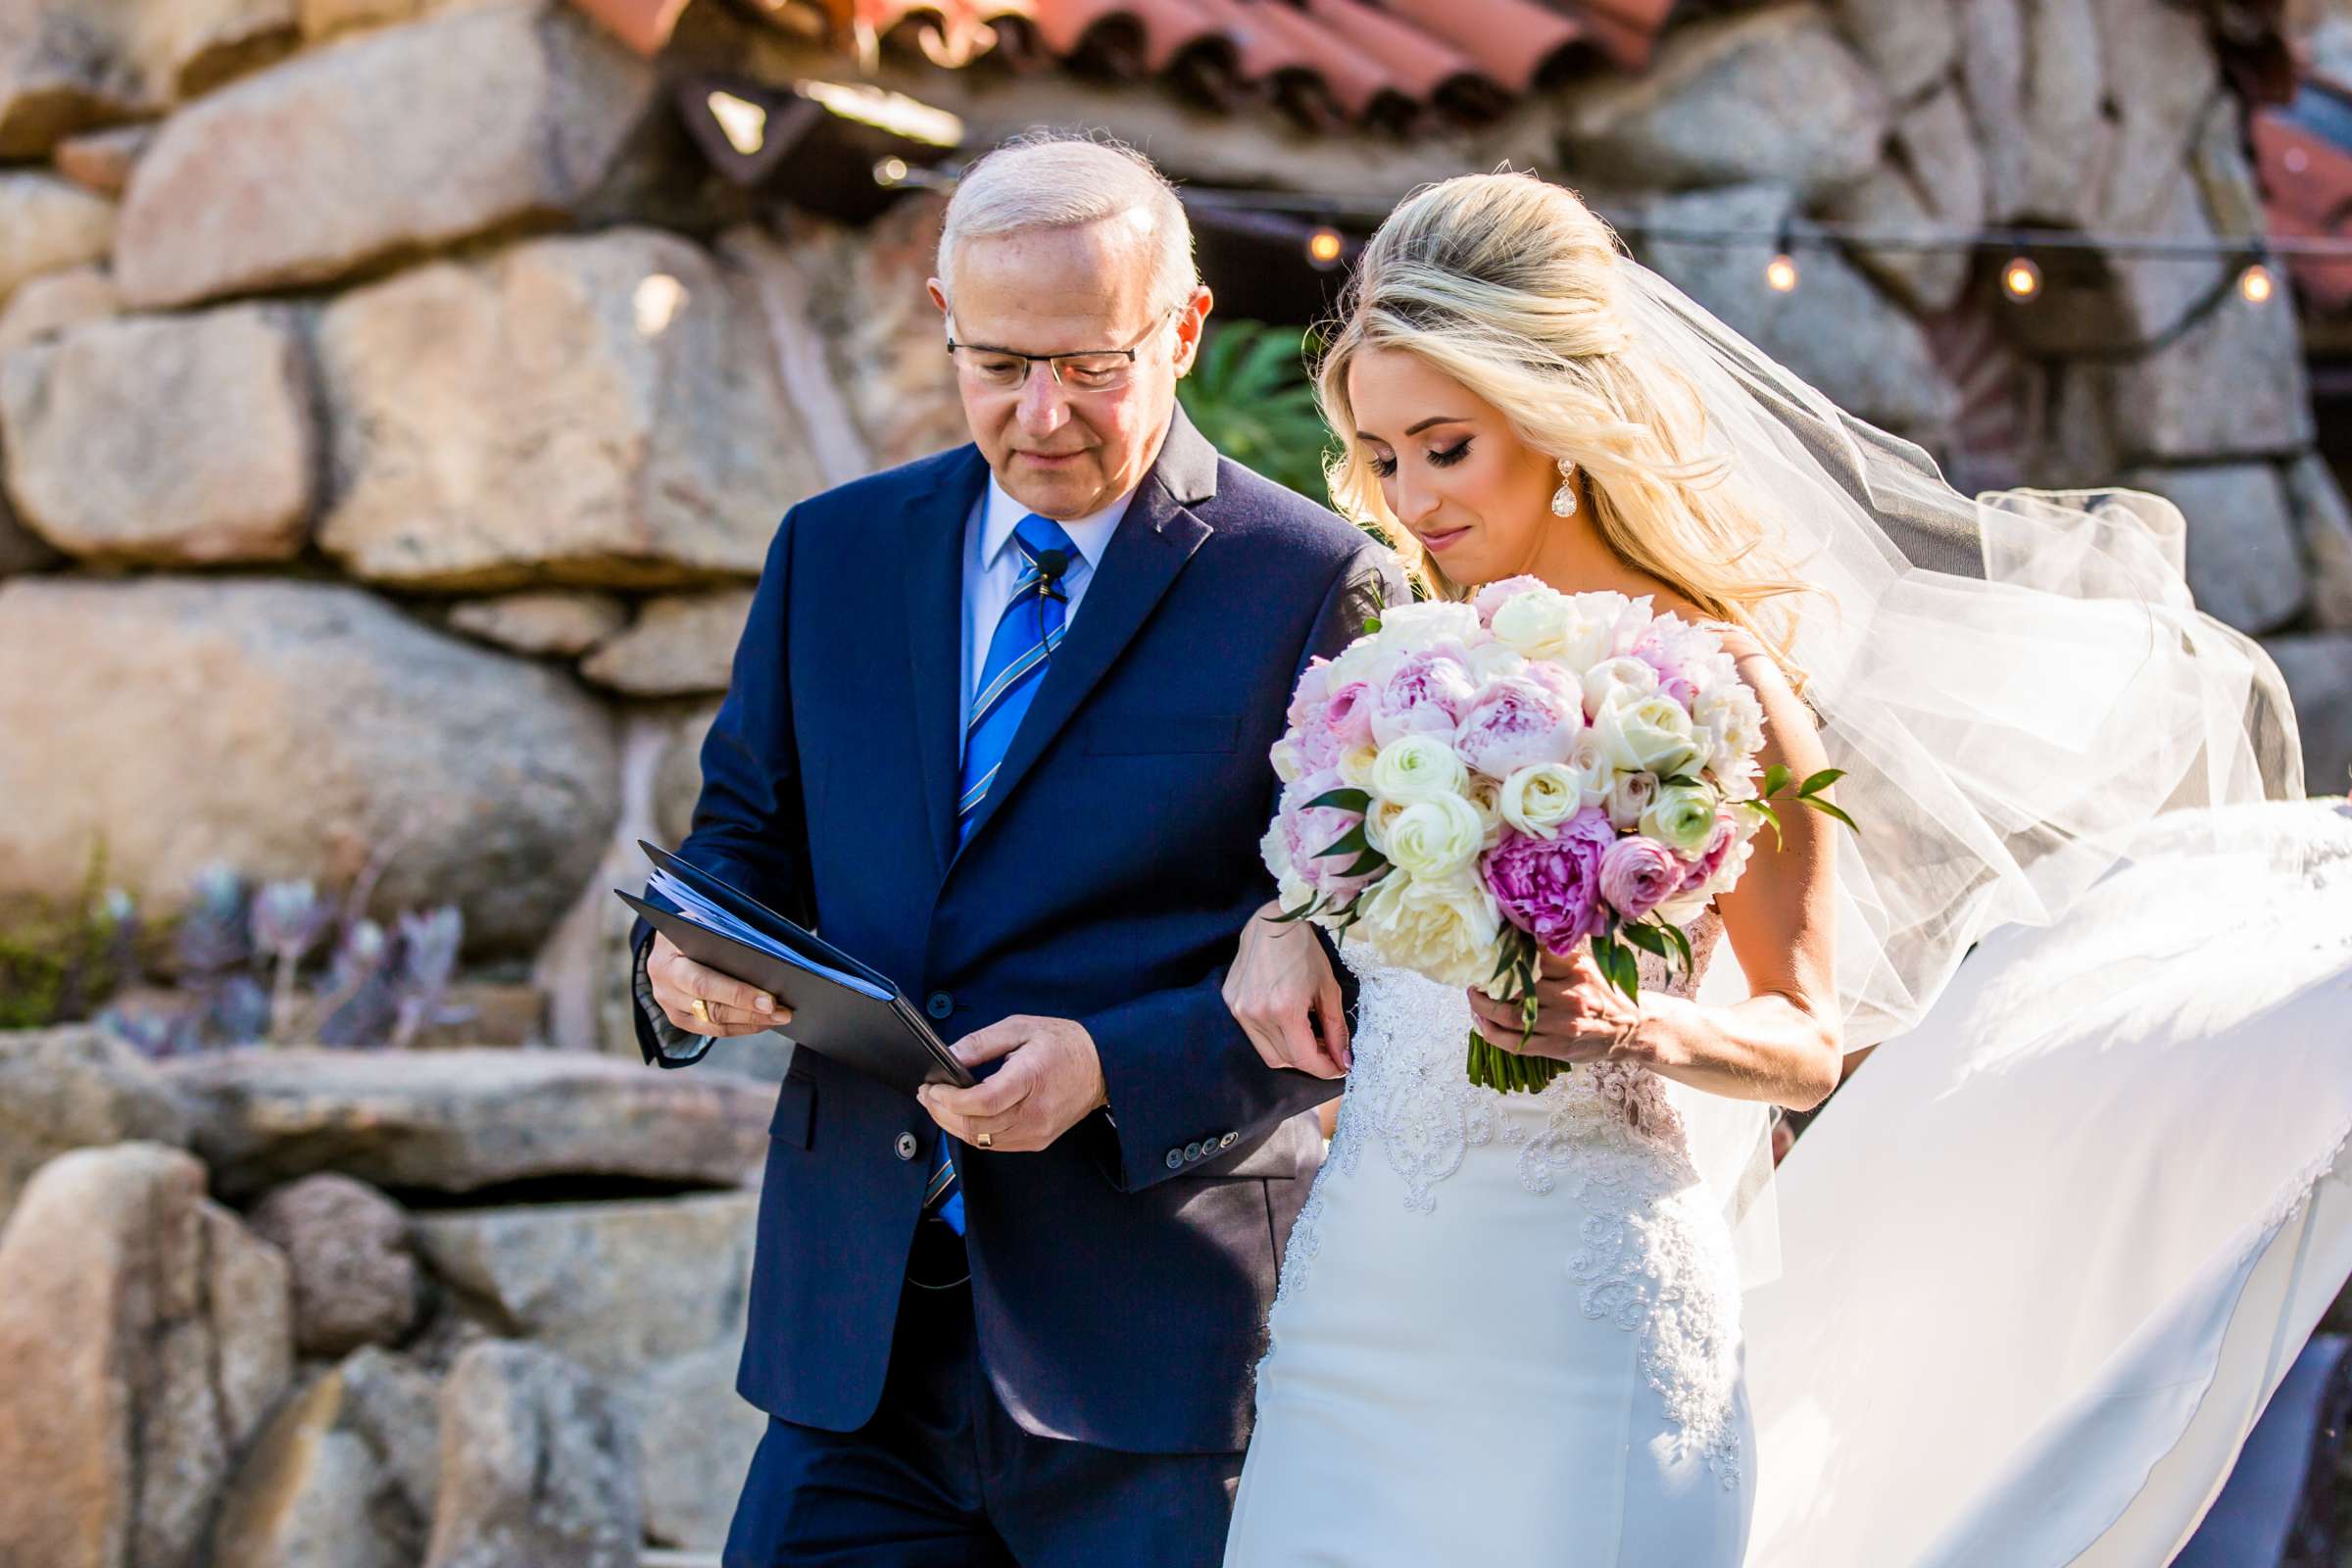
[1225,910,1754,1566]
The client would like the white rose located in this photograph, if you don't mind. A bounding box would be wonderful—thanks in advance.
[1335,742,1381,791]
[1352,870,1499,988]
[1592,692,1701,778]
[1640,783,1720,857]
[1368,733,1469,806]
[1606,769,1660,832]
[1498,762,1585,837]
[1383,795,1487,879]
[1581,657,1659,721]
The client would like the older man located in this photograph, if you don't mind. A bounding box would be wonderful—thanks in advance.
[627,133,1397,1565]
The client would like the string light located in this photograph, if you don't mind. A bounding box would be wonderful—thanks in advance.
[1765,252,1799,293]
[2240,262,2277,304]
[2001,256,2043,301]
[1305,226,1345,270]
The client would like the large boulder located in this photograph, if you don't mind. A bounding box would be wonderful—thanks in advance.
[145,0,300,100]
[0,172,116,305]
[164,1047,770,1198]
[422,1340,639,1568]
[247,1173,421,1356]
[0,262,124,356]
[409,1190,758,1375]
[0,305,318,564]
[2286,452,2352,631]
[446,588,629,659]
[0,3,157,159]
[315,226,816,589]
[207,1348,439,1568]
[2065,284,2313,466]
[1638,183,1958,442]
[0,1142,293,1568]
[113,0,660,310]
[0,575,618,955]
[578,586,754,697]
[2119,462,2309,636]
[2267,634,2352,797]
[1824,84,1984,315]
[1825,0,1959,104]
[1554,7,1887,201]
[0,1024,189,1231]
[631,1344,766,1548]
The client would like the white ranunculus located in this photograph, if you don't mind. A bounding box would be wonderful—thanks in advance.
[1383,795,1487,879]
[1581,656,1660,721]
[1335,742,1382,792]
[1641,782,1720,857]
[1368,732,1469,806]
[1498,762,1585,837]
[1606,769,1660,832]
[1592,691,1701,778]
[1352,869,1499,988]
[1363,797,1409,855]
[1465,774,1506,847]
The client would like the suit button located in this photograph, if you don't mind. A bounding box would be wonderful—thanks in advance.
[925,992,954,1020]
[1185,1141,1203,1161]
[1219,1131,1239,1150]
[894,1132,919,1161]
[1164,1150,1184,1170]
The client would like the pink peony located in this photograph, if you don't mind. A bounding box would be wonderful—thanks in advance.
[1598,835,1682,921]
[1279,768,1373,901]
[1472,575,1550,625]
[1322,679,1378,750]
[1287,659,1335,730]
[1371,649,1480,746]
[1481,808,1617,956]
[1453,677,1580,779]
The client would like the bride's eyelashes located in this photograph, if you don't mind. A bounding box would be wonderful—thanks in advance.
[1365,439,1472,478]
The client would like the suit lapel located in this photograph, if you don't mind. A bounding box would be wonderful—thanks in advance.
[953,409,1222,859]
[903,448,991,880]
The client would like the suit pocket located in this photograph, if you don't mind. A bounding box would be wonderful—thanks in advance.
[1081,710,1241,756]
[768,1070,815,1150]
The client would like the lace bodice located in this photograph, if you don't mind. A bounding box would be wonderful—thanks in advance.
[1278,908,1746,1486]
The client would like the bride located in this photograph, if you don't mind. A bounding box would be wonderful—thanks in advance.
[1217,172,2330,1565]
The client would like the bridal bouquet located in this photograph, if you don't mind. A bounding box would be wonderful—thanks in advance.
[1260,577,1853,1095]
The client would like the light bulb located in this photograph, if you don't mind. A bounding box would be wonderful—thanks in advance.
[1306,227,1345,270]
[2239,264,2276,305]
[2001,256,2042,301]
[1764,253,1799,293]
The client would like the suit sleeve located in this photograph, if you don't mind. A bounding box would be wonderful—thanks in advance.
[1080,540,1406,1191]
[627,509,813,1069]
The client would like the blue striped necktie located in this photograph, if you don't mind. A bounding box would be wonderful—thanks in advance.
[927,513,1079,1235]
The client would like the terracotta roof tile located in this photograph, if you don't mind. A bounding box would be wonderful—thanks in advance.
[567,0,1686,126]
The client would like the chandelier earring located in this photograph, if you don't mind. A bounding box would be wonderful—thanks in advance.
[1550,459,1580,518]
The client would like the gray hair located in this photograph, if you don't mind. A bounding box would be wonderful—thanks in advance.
[936,131,1199,316]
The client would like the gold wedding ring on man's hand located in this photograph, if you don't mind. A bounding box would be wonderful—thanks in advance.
[691,996,710,1025]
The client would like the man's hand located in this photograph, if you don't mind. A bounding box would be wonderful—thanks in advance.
[1223,900,1349,1078]
[646,931,792,1038]
[917,1015,1108,1153]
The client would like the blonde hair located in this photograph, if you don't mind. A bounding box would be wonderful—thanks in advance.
[938,131,1199,317]
[1316,171,1814,684]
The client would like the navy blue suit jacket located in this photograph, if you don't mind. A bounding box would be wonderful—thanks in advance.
[629,407,1403,1453]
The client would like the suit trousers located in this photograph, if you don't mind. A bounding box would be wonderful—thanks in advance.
[723,1218,1246,1568]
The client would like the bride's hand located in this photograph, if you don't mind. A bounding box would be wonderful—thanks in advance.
[1223,901,1351,1078]
[1464,946,1644,1065]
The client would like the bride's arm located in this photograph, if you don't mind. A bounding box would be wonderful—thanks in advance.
[1467,636,1844,1111]
[1224,902,1352,1079]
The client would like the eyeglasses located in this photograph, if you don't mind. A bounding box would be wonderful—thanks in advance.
[945,304,1181,393]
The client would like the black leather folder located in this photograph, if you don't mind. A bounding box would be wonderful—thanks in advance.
[616,840,976,1099]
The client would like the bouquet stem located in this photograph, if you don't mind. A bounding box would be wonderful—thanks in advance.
[1465,1029,1570,1096]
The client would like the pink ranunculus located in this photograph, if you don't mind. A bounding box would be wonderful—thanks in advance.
[1371,649,1480,746]
[1322,679,1378,749]
[1598,835,1682,922]
[1481,808,1617,956]
[1287,659,1335,731]
[1471,574,1550,625]
[1453,677,1580,779]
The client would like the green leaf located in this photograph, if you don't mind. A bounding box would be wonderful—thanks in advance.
[1795,767,1846,799]
[1801,797,1862,835]
[1269,897,1322,924]
[1335,847,1389,878]
[1761,762,1792,799]
[1362,616,1383,635]
[1300,787,1372,813]
[1619,920,1668,959]
[1313,823,1368,860]
[1740,798,1786,851]
[1658,919,1693,972]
